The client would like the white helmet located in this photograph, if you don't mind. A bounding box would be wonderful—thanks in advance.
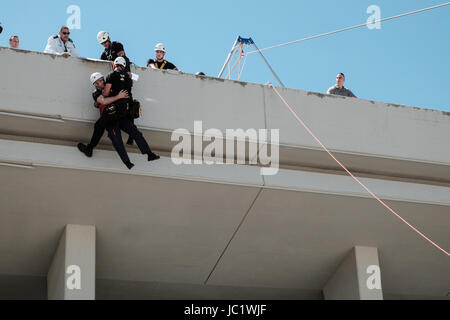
[154,43,166,52]
[90,72,104,85]
[114,57,127,67]
[97,31,110,44]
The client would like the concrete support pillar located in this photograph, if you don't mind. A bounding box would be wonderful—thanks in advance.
[47,225,96,300]
[323,246,383,300]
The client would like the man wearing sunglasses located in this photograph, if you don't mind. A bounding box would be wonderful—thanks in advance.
[327,73,357,98]
[44,26,80,58]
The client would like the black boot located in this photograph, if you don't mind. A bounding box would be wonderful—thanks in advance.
[125,161,135,170]
[147,152,160,162]
[77,143,93,158]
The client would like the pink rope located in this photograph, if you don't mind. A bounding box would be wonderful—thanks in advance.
[237,46,244,80]
[270,84,450,257]
[226,48,244,80]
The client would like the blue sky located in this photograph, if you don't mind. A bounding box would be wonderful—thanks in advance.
[1,0,449,112]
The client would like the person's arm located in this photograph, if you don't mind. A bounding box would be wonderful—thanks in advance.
[348,90,357,98]
[170,62,179,71]
[44,36,72,58]
[147,59,156,69]
[97,90,129,105]
[115,42,125,58]
[103,83,112,97]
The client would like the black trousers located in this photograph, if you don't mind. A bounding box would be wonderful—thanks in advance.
[87,116,134,150]
[107,118,153,165]
[87,117,107,150]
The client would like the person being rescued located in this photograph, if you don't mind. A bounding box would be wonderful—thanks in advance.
[78,57,160,170]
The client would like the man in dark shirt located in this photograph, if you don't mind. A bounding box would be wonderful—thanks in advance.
[147,43,179,70]
[97,31,131,73]
[101,43,134,146]
[103,57,160,164]
[104,57,134,106]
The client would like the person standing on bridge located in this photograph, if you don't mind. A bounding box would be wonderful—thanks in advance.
[97,31,132,74]
[44,26,81,58]
[147,43,179,71]
[327,73,357,98]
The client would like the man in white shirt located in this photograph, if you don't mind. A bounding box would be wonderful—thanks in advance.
[44,26,81,58]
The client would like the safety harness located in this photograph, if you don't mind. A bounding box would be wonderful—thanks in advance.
[154,60,168,69]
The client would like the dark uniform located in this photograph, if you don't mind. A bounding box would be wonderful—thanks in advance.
[105,69,134,106]
[80,88,133,168]
[79,74,160,169]
[104,69,158,164]
[104,65,135,144]
[84,89,108,151]
[147,59,177,70]
[101,41,131,73]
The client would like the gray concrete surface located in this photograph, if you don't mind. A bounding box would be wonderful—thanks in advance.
[0,47,449,300]
[0,140,449,299]
[323,246,383,300]
[1,47,449,184]
[47,225,96,300]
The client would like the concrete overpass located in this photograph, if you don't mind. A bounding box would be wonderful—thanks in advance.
[0,47,449,300]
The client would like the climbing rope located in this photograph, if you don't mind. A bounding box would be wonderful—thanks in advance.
[269,83,450,257]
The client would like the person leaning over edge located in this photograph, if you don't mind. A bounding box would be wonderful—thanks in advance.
[97,30,134,145]
[103,57,160,165]
[9,35,19,49]
[44,26,81,58]
[147,43,179,71]
[97,31,131,74]
[77,72,129,160]
[327,73,357,98]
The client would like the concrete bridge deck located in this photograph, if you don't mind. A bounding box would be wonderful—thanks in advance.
[0,47,449,300]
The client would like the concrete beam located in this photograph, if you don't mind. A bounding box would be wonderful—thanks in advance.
[323,246,383,300]
[47,225,96,300]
